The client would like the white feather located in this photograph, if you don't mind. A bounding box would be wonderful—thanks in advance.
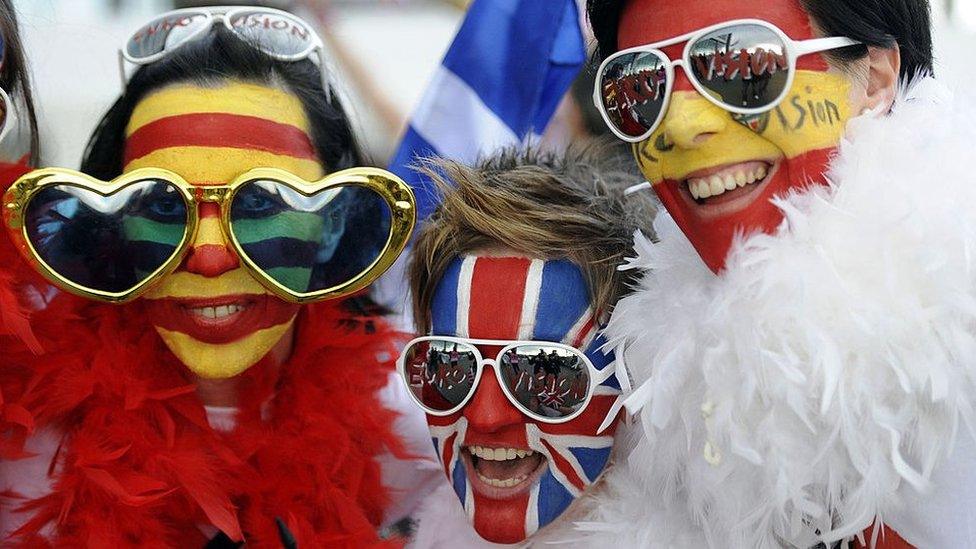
[598,76,976,547]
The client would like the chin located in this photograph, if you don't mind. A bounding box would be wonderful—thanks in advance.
[154,320,295,379]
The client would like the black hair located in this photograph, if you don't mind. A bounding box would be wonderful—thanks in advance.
[81,25,388,314]
[0,0,40,164]
[81,25,366,179]
[586,0,933,84]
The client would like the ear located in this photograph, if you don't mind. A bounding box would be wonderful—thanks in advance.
[865,45,901,112]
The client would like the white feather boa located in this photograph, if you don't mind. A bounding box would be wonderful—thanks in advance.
[599,77,976,548]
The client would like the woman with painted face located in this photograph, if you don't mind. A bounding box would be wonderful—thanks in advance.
[0,7,437,546]
[399,146,705,547]
[587,0,976,548]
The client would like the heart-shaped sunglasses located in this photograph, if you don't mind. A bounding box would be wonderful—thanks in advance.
[2,166,415,303]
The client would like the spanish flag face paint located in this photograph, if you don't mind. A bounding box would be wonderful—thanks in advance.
[618,0,854,273]
[127,82,323,379]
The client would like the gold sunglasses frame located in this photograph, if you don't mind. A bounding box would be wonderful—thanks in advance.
[2,166,416,304]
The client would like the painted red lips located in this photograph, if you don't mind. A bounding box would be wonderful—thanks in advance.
[145,294,300,344]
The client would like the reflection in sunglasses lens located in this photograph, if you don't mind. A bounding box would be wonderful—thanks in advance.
[229,10,314,57]
[689,24,789,110]
[126,12,210,59]
[404,340,478,412]
[500,345,590,419]
[230,181,392,294]
[23,180,188,294]
[600,51,669,138]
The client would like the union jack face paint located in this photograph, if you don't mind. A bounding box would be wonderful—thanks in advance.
[426,255,622,544]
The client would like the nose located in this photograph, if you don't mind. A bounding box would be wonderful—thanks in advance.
[463,367,523,433]
[183,202,239,277]
[660,90,729,149]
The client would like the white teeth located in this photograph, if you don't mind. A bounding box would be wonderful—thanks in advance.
[699,179,711,198]
[686,164,772,201]
[708,175,724,196]
[723,174,737,191]
[476,472,528,488]
[468,446,535,461]
[190,303,245,319]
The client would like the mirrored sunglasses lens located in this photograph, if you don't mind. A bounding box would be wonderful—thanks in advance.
[689,24,790,110]
[499,345,590,419]
[23,180,188,294]
[228,10,315,57]
[599,51,669,139]
[230,181,392,295]
[126,12,210,60]
[403,339,479,412]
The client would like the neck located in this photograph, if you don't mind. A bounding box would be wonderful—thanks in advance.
[194,323,297,407]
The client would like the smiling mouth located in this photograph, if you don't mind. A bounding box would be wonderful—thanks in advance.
[184,300,251,323]
[462,445,547,499]
[683,160,777,207]
[145,294,300,344]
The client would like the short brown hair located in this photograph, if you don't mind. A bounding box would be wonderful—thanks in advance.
[409,144,655,333]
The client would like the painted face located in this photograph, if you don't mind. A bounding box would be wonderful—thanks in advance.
[619,0,854,272]
[125,82,324,378]
[425,256,622,544]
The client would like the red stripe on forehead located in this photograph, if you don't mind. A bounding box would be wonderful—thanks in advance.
[124,112,317,165]
[466,257,532,339]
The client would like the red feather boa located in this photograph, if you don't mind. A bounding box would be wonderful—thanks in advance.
[0,163,408,546]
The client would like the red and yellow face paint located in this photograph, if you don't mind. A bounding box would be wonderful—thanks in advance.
[619,0,855,272]
[127,82,323,378]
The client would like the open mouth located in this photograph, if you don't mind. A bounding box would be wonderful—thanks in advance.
[683,159,778,209]
[184,299,252,324]
[145,294,300,344]
[462,445,547,499]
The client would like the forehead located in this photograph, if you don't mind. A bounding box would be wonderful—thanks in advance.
[123,82,323,184]
[617,0,814,50]
[430,255,592,342]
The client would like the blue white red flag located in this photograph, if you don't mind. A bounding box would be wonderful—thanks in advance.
[387,0,587,219]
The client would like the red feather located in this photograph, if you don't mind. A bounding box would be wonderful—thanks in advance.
[1,265,411,547]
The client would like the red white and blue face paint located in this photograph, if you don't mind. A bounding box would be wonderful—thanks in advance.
[426,255,622,543]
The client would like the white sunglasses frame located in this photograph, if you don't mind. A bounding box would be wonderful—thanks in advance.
[398,335,601,424]
[0,86,19,151]
[117,6,331,101]
[592,18,861,143]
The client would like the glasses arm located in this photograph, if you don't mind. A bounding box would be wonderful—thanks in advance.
[794,36,861,57]
[117,50,128,90]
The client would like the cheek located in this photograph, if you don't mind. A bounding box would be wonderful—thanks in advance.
[631,70,854,184]
[750,70,855,158]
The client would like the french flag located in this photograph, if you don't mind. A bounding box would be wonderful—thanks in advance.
[388,0,587,219]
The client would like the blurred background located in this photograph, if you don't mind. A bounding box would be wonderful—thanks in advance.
[12,0,976,168]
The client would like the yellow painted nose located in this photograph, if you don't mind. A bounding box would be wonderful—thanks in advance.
[660,92,729,149]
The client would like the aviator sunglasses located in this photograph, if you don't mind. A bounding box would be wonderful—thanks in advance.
[2,167,416,303]
[399,336,608,424]
[593,19,861,143]
[119,6,333,100]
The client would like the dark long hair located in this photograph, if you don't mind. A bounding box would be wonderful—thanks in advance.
[0,0,40,165]
[81,26,366,179]
[586,0,933,85]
